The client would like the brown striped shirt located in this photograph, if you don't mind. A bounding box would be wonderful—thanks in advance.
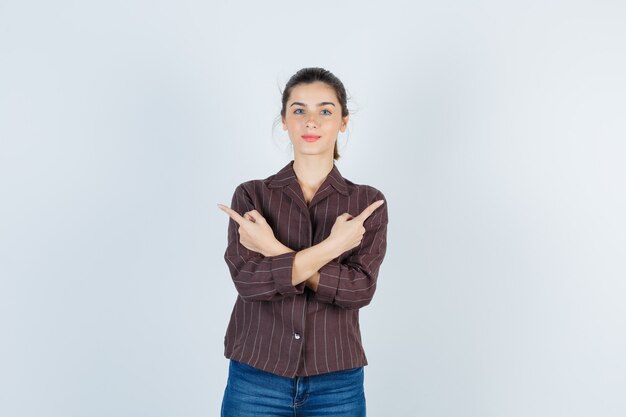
[222,159,388,377]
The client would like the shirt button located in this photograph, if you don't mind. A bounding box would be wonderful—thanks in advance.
[294,333,301,340]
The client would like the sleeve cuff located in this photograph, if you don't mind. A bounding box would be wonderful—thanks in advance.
[314,262,341,303]
[271,251,305,295]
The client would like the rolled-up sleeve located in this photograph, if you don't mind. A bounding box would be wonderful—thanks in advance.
[313,191,389,309]
[223,183,306,302]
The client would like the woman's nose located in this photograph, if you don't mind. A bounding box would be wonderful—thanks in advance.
[305,116,319,128]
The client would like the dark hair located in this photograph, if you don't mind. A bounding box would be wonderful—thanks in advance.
[277,67,350,161]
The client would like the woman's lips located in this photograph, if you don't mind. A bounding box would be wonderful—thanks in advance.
[302,135,321,142]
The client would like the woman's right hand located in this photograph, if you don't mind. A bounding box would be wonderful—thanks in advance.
[326,199,385,256]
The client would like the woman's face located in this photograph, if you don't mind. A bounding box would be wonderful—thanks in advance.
[282,81,349,159]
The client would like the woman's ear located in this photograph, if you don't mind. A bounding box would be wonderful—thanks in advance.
[340,115,349,132]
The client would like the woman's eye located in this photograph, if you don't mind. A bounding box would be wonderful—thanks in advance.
[293,108,332,115]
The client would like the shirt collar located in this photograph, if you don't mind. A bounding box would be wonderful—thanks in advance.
[267,160,349,196]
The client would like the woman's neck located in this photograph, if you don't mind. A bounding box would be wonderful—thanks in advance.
[292,157,334,191]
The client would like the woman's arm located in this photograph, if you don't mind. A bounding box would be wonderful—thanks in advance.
[266,241,339,291]
[269,189,388,307]
[312,215,387,309]
[223,184,308,302]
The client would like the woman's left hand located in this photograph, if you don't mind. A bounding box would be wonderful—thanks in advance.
[217,204,281,257]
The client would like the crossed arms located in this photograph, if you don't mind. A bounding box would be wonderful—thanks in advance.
[220,183,388,310]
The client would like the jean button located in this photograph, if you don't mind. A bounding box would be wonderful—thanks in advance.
[294,333,301,340]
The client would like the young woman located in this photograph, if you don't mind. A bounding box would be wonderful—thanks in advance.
[217,67,389,416]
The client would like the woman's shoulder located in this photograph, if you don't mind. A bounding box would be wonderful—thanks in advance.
[232,174,276,199]
[344,179,387,201]
[232,179,261,197]
[234,164,295,195]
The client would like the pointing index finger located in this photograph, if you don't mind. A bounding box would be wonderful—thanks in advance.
[217,203,246,226]
[354,200,385,223]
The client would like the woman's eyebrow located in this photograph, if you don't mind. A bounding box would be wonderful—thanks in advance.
[289,101,336,107]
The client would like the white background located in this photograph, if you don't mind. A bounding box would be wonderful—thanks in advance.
[1,1,625,416]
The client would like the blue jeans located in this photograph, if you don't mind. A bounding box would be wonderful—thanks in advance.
[220,359,366,416]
